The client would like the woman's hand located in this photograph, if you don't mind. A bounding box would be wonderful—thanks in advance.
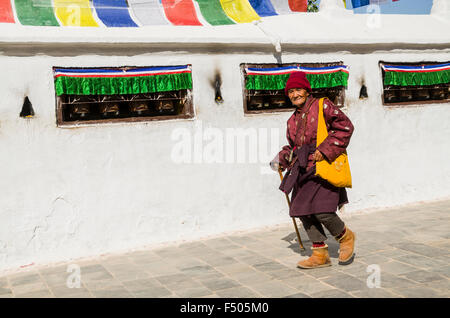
[313,150,324,162]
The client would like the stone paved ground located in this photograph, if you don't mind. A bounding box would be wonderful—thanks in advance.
[0,200,449,298]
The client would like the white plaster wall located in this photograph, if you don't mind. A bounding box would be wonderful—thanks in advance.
[0,49,449,273]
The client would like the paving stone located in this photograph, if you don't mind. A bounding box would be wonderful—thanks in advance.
[284,292,311,298]
[373,272,419,289]
[221,248,259,259]
[310,289,354,298]
[390,242,449,258]
[215,286,260,298]
[50,285,92,298]
[322,273,367,292]
[9,273,42,286]
[357,254,392,266]
[237,255,274,266]
[302,265,342,280]
[215,263,257,276]
[427,265,450,279]
[82,278,124,291]
[280,275,335,294]
[229,270,272,285]
[15,289,53,298]
[180,265,224,279]
[350,288,400,298]
[198,255,239,267]
[174,286,214,298]
[165,279,203,291]
[0,287,13,296]
[131,288,173,298]
[39,265,70,276]
[390,286,445,298]
[252,261,288,273]
[91,286,134,298]
[264,268,306,280]
[0,278,7,288]
[170,258,208,271]
[200,277,241,291]
[203,238,240,249]
[245,280,298,297]
[423,278,450,292]
[79,264,108,274]
[135,260,181,276]
[228,236,261,246]
[41,272,71,287]
[379,260,421,276]
[121,278,163,292]
[11,281,49,295]
[399,270,447,284]
[154,273,192,285]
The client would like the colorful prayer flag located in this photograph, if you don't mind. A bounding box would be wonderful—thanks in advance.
[92,0,138,27]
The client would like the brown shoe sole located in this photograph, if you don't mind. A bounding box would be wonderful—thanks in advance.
[338,253,355,265]
[297,262,332,269]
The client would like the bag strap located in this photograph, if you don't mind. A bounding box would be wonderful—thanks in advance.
[316,97,329,147]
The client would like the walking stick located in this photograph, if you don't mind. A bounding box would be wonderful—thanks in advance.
[278,167,305,251]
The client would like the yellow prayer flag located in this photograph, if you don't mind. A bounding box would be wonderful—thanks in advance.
[54,0,99,27]
[219,0,260,24]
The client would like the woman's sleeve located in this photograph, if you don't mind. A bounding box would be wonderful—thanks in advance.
[316,98,354,163]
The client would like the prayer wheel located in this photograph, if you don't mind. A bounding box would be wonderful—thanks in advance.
[270,95,287,107]
[249,96,263,109]
[130,102,149,115]
[398,88,413,102]
[71,104,90,119]
[100,103,120,117]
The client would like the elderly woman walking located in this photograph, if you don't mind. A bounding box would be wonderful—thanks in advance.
[271,71,356,269]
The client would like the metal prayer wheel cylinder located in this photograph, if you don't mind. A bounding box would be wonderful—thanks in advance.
[71,104,90,118]
[156,100,175,113]
[430,86,447,100]
[414,88,430,101]
[130,102,149,115]
[270,96,286,107]
[398,88,413,102]
[100,103,120,117]
[249,96,263,109]
[384,90,398,103]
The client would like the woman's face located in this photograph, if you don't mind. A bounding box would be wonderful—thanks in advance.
[288,88,309,107]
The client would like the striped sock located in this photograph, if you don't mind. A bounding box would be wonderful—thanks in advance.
[312,242,326,248]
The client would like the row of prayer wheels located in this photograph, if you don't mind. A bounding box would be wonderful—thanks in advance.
[384,86,448,103]
[69,100,178,120]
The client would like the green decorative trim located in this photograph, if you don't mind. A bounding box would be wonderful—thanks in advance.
[384,69,450,87]
[55,73,193,96]
[245,72,349,90]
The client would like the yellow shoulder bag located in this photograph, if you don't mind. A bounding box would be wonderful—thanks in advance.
[315,98,352,188]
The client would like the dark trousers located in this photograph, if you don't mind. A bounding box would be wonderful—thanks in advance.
[298,212,345,243]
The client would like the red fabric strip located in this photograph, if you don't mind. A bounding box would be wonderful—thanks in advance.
[288,0,308,12]
[161,0,202,26]
[0,0,15,23]
[54,70,191,78]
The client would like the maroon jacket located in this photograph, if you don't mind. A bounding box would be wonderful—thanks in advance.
[275,96,354,170]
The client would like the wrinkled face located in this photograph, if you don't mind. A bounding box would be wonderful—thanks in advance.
[288,88,309,107]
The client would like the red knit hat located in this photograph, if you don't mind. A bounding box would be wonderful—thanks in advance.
[284,71,312,96]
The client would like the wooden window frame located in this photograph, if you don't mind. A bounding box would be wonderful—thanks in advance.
[380,61,450,107]
[54,66,195,127]
[241,62,347,115]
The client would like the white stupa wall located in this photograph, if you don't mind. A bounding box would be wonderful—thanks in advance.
[0,47,449,274]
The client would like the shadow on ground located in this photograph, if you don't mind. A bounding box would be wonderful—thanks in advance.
[282,232,340,258]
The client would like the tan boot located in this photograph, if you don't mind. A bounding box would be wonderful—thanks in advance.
[336,227,356,265]
[297,245,332,269]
